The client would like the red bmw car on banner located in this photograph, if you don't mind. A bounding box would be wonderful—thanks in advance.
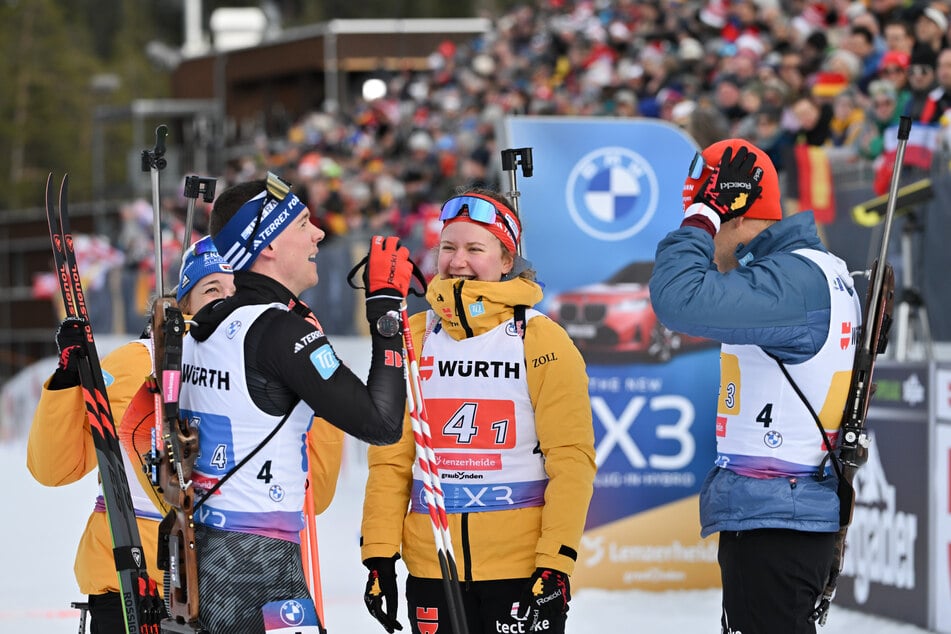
[547,260,711,363]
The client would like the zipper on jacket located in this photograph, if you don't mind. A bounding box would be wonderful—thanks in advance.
[453,281,474,338]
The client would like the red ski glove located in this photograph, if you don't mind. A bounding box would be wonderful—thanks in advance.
[364,236,413,301]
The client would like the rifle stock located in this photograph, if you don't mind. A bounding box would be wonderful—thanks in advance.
[151,297,204,631]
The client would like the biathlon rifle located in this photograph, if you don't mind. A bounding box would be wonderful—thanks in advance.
[811,117,908,625]
[138,126,205,633]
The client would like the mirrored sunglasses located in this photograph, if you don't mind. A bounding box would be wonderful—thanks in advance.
[440,195,518,246]
[188,235,217,257]
[440,195,504,224]
[688,152,710,180]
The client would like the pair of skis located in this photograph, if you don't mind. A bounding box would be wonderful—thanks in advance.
[45,173,165,633]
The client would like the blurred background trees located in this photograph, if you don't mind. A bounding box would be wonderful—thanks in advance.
[0,0,500,208]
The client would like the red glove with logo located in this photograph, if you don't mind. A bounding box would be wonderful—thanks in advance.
[364,236,413,301]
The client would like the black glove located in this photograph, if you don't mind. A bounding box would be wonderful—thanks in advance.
[693,145,763,222]
[364,555,403,633]
[516,567,570,630]
[50,316,88,389]
[137,572,169,627]
[364,236,413,301]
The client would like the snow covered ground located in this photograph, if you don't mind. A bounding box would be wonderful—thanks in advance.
[0,438,933,633]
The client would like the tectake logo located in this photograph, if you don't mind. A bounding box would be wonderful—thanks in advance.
[309,344,340,379]
[565,146,659,241]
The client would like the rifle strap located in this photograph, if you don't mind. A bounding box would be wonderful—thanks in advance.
[768,355,854,526]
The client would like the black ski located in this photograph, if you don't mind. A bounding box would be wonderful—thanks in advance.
[45,173,164,633]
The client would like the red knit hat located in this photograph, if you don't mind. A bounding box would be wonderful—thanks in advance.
[682,138,782,221]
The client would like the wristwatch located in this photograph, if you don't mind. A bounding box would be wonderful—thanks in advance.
[375,311,401,338]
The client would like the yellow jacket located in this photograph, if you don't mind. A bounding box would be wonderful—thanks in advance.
[27,338,344,595]
[361,276,596,579]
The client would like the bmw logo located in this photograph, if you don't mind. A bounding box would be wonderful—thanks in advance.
[269,484,285,502]
[226,320,242,339]
[565,146,659,241]
[279,600,305,626]
[764,430,783,448]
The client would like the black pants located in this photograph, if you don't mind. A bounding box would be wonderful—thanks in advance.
[88,592,124,634]
[718,529,836,634]
[406,575,566,634]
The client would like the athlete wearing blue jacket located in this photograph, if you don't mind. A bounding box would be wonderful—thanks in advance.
[649,139,860,634]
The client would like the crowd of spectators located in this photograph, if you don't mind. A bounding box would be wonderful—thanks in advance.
[103,0,951,335]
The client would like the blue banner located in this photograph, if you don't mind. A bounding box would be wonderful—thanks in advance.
[503,117,721,589]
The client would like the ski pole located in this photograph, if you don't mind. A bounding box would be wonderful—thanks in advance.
[500,147,533,256]
[142,124,169,294]
[301,442,328,634]
[398,304,469,634]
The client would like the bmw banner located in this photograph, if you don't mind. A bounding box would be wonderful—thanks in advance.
[502,116,721,590]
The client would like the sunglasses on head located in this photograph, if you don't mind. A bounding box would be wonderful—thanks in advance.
[688,152,710,180]
[189,236,217,257]
[246,172,294,250]
[439,195,518,244]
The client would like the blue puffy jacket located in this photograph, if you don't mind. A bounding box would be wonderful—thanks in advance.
[649,211,849,536]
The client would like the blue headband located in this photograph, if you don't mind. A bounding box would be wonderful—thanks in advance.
[177,236,232,301]
[213,173,303,270]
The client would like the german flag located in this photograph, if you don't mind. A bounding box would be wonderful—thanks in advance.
[794,142,835,224]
